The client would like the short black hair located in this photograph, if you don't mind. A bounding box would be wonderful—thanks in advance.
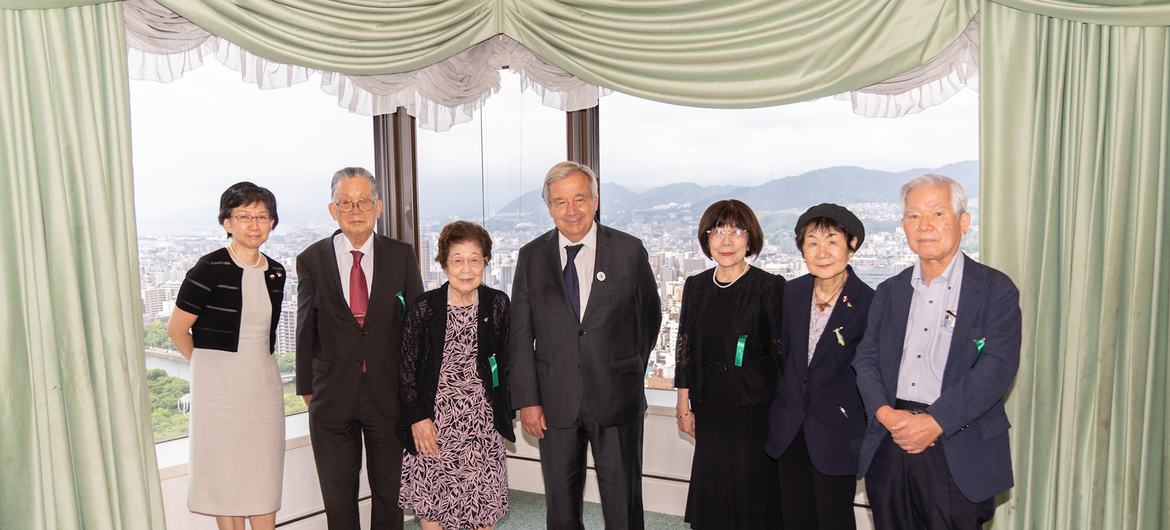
[697,199,764,259]
[796,217,861,252]
[218,181,279,237]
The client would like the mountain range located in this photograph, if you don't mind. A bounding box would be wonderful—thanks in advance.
[468,161,979,225]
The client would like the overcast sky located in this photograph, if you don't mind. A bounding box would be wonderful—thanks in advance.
[129,60,978,229]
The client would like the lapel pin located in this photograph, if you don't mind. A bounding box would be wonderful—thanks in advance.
[833,327,845,346]
[596,271,606,282]
[842,295,852,308]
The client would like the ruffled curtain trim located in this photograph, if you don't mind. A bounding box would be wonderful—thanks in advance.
[839,15,980,118]
[124,0,979,129]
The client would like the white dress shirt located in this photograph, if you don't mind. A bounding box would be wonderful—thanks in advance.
[333,232,374,307]
[897,252,966,404]
[558,222,598,319]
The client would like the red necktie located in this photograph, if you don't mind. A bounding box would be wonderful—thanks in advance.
[349,250,369,327]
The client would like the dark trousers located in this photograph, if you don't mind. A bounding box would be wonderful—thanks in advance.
[777,427,858,530]
[309,380,403,530]
[539,404,645,530]
[865,435,995,530]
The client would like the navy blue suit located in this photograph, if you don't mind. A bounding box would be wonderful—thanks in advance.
[766,267,873,474]
[854,254,1021,505]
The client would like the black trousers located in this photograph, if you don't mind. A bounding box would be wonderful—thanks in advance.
[776,427,858,530]
[309,379,403,530]
[865,435,995,530]
[539,403,645,530]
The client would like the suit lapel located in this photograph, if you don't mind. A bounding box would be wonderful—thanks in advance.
[365,235,389,324]
[809,271,866,371]
[885,269,915,385]
[791,278,813,378]
[322,230,358,323]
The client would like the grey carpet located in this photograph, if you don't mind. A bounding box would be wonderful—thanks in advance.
[405,489,689,529]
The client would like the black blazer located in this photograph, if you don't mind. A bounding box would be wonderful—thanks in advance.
[673,266,785,407]
[398,283,516,454]
[509,225,662,428]
[295,231,424,420]
[765,267,873,476]
[175,247,286,353]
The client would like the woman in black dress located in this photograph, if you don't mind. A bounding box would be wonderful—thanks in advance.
[674,199,785,529]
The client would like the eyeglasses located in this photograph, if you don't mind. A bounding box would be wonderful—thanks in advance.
[231,212,273,224]
[706,226,748,240]
[447,256,485,269]
[335,198,375,212]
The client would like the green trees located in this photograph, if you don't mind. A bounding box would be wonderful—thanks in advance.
[143,320,175,350]
[146,368,189,441]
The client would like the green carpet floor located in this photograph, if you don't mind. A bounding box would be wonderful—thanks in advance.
[405,489,689,529]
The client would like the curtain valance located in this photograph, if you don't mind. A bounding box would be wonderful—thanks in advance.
[120,0,981,129]
[991,0,1170,25]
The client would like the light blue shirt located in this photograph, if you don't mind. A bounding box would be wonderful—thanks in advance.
[896,252,966,404]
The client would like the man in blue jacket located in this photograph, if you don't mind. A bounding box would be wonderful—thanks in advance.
[854,174,1021,530]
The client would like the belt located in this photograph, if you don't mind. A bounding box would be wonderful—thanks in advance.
[895,399,930,413]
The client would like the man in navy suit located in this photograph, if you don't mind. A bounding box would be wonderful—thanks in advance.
[854,174,1021,530]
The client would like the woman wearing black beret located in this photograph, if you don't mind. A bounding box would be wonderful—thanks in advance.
[766,203,875,530]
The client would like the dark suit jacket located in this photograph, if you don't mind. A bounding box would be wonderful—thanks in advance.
[853,254,1021,503]
[398,283,516,454]
[765,267,873,476]
[295,230,424,420]
[509,225,662,429]
[673,266,785,407]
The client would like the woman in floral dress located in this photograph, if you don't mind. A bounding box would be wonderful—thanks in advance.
[399,221,515,530]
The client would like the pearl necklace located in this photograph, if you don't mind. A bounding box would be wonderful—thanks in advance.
[227,242,264,269]
[712,264,750,289]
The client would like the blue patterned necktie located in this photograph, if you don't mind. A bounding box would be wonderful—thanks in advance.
[563,244,584,320]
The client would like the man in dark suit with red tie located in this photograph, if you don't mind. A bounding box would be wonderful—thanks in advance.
[510,161,662,530]
[296,167,424,530]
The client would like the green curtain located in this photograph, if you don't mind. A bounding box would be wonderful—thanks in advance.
[981,2,1170,529]
[992,0,1170,25]
[153,0,978,108]
[0,4,166,530]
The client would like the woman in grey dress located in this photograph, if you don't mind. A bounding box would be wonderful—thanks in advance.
[167,182,287,530]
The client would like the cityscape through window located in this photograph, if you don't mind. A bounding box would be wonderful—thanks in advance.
[131,61,374,441]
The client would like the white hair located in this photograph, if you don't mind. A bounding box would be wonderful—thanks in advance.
[330,166,380,201]
[900,173,968,215]
[541,161,599,204]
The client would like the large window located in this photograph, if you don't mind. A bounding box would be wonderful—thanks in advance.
[415,74,566,293]
[599,91,980,389]
[131,61,374,442]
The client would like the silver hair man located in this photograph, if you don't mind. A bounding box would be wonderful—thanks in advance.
[331,166,380,201]
[900,173,968,215]
[541,161,599,204]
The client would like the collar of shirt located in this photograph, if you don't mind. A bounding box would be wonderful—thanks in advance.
[333,232,374,259]
[911,251,965,290]
[557,221,598,251]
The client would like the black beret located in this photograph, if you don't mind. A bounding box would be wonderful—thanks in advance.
[794,203,865,249]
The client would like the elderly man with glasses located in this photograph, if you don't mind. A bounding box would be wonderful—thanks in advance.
[295,167,424,530]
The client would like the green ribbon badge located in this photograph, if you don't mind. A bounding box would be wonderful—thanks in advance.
[971,337,987,367]
[488,354,499,388]
[833,326,845,346]
[396,291,406,321]
[734,335,747,367]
